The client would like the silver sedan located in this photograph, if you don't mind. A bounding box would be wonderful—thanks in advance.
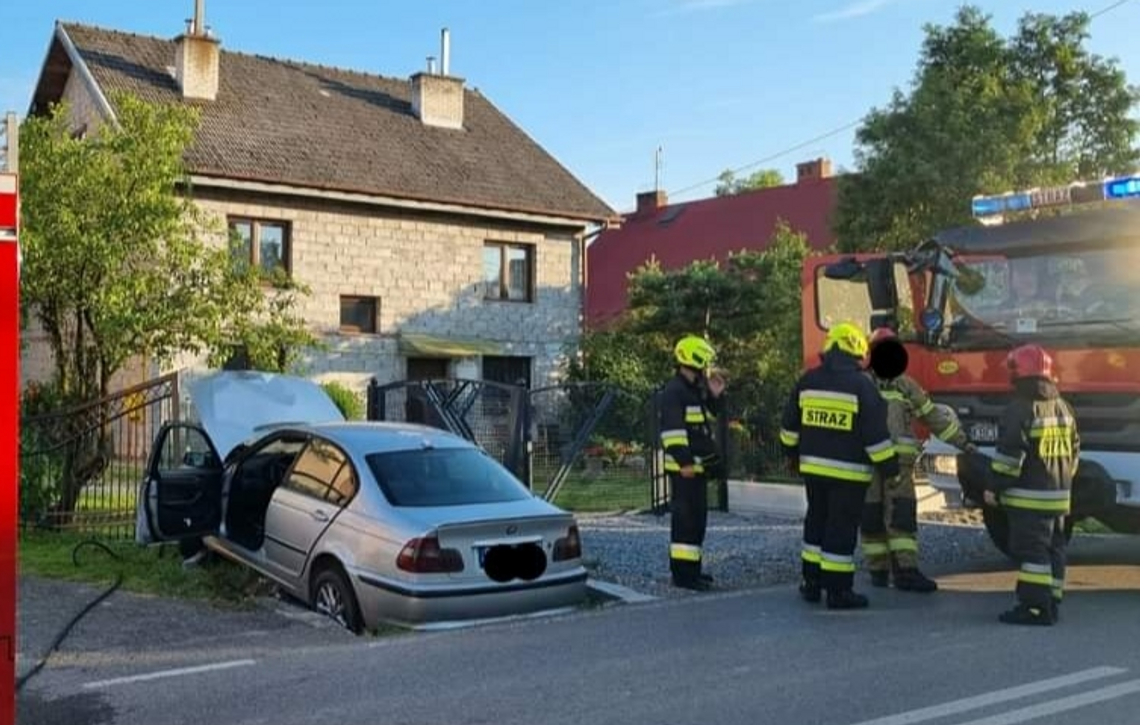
[136,371,588,633]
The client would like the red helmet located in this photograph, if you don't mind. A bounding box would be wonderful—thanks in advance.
[1006,344,1054,380]
[869,327,898,346]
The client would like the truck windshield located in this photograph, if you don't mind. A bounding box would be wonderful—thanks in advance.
[945,245,1140,346]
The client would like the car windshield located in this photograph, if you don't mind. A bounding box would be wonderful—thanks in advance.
[365,447,533,507]
[945,246,1140,346]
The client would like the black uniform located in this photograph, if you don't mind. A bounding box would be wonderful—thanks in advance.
[780,350,899,601]
[659,371,723,587]
[989,377,1080,622]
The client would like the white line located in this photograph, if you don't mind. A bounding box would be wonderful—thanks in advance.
[82,659,256,690]
[850,666,1128,725]
[957,679,1140,725]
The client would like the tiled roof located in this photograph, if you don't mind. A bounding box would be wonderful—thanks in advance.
[586,178,839,326]
[42,22,616,222]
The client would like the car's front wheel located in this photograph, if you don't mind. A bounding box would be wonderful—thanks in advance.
[311,566,363,634]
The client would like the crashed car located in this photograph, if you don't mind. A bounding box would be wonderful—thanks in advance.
[136,370,588,632]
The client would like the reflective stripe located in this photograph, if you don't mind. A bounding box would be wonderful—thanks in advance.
[888,537,918,553]
[664,454,705,474]
[670,543,701,562]
[880,390,906,402]
[801,544,822,564]
[865,438,897,463]
[661,428,689,448]
[936,421,961,442]
[917,400,935,416]
[1001,487,1071,513]
[779,428,800,446]
[800,455,873,483]
[800,389,859,413]
[820,552,856,573]
[1018,562,1053,586]
[895,435,919,455]
[991,450,1024,477]
[862,541,890,556]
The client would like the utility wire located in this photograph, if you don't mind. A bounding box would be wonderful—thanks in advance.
[664,0,1136,201]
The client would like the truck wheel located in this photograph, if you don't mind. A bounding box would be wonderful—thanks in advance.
[983,508,1076,559]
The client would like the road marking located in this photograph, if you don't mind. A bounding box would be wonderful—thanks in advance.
[955,679,1140,725]
[850,666,1128,725]
[81,659,256,690]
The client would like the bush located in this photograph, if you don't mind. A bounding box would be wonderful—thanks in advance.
[321,381,365,421]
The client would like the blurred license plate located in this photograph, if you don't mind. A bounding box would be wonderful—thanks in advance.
[970,421,999,442]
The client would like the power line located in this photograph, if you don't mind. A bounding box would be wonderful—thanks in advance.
[664,0,1136,201]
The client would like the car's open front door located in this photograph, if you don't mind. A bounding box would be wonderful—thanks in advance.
[139,423,225,543]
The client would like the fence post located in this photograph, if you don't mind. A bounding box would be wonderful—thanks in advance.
[715,406,729,512]
[366,377,380,421]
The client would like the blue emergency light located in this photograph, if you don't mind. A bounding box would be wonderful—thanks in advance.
[971,172,1140,218]
[1105,175,1140,200]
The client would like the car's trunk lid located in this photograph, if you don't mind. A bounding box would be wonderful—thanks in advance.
[434,509,577,583]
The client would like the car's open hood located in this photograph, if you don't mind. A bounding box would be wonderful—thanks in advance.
[187,371,345,461]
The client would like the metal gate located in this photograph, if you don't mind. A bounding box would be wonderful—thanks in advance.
[366,377,654,512]
[20,373,181,538]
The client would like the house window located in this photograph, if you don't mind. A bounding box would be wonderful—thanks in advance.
[339,295,379,334]
[483,242,534,302]
[482,355,531,388]
[228,217,291,278]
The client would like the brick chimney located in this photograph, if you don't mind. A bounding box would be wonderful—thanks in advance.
[411,28,465,130]
[174,0,220,101]
[796,157,834,184]
[636,190,668,215]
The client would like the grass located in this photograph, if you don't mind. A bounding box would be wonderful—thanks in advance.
[18,530,274,608]
[1073,517,1115,535]
[539,468,650,512]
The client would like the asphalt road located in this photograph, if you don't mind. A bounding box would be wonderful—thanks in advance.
[18,535,1140,725]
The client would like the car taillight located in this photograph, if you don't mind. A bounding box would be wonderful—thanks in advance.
[552,524,582,562]
[396,535,465,573]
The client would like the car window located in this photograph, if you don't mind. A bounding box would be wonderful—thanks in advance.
[326,463,359,507]
[365,447,533,507]
[286,438,348,500]
[232,436,307,490]
[157,426,218,473]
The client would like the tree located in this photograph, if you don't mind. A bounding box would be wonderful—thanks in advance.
[20,92,317,518]
[714,168,785,196]
[834,5,1140,252]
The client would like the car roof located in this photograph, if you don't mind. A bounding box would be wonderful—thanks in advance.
[277,421,476,455]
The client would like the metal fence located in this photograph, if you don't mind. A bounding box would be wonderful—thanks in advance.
[20,374,180,539]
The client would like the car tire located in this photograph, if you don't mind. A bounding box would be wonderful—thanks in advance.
[311,565,363,635]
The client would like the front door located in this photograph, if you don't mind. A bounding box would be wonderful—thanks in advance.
[140,423,224,542]
[406,357,450,425]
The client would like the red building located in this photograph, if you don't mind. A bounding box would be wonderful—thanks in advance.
[586,157,840,328]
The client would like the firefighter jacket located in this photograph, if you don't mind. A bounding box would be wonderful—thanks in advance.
[780,350,900,484]
[989,378,1080,517]
[870,372,970,457]
[659,372,721,475]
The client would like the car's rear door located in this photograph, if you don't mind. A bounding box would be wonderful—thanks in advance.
[263,437,356,581]
[139,423,225,543]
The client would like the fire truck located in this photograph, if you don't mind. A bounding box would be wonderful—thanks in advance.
[801,174,1140,555]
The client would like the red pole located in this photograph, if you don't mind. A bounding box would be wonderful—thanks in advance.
[0,171,20,725]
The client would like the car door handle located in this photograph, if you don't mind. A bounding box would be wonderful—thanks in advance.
[311,509,330,522]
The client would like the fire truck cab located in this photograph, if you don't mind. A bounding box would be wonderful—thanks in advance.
[802,175,1140,554]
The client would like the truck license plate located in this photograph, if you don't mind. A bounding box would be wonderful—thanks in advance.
[970,421,999,443]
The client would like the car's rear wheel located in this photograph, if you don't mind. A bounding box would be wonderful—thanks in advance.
[311,565,363,634]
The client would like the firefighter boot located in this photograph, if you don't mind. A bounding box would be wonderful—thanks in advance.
[826,589,869,610]
[998,603,1055,626]
[870,571,890,588]
[893,568,939,593]
[799,579,822,603]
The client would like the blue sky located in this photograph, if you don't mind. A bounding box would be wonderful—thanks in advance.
[1,0,1137,213]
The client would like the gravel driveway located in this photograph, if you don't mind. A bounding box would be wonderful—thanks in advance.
[577,509,1000,600]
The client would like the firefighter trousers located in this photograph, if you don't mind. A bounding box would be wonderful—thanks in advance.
[861,457,919,571]
[1008,509,1067,609]
[669,473,709,583]
[802,475,868,593]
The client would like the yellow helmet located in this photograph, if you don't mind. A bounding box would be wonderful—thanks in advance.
[823,322,869,359]
[674,335,716,370]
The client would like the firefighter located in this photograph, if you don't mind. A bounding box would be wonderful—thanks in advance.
[779,322,899,609]
[659,334,727,591]
[984,343,1079,626]
[862,327,976,592]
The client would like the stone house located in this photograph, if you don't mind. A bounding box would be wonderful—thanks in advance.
[23,10,618,404]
